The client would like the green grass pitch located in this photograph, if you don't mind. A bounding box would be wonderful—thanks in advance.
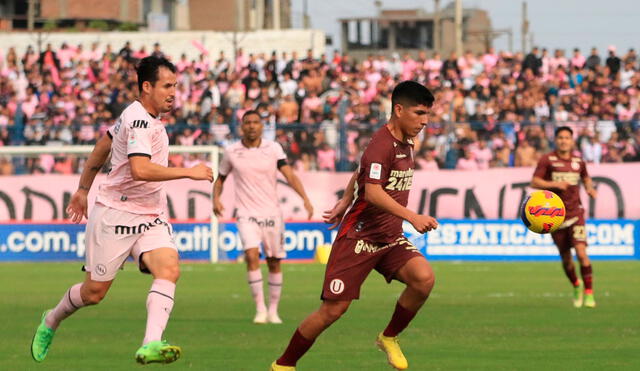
[1,261,638,370]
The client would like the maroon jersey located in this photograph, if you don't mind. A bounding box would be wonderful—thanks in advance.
[533,152,589,216]
[338,125,415,243]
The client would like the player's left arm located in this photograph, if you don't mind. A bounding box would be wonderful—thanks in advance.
[279,163,314,219]
[581,163,597,198]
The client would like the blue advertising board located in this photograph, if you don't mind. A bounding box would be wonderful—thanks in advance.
[0,220,638,262]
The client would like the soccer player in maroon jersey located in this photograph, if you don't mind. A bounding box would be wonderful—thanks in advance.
[531,126,598,308]
[270,81,438,371]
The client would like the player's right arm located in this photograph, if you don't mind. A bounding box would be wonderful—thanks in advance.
[323,170,358,229]
[212,148,233,218]
[212,174,226,217]
[126,119,212,182]
[530,155,569,191]
[129,156,213,182]
[364,183,437,233]
[66,134,112,223]
[361,135,436,234]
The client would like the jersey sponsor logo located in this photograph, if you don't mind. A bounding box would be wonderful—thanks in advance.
[131,120,149,129]
[551,162,564,167]
[396,153,407,159]
[551,171,580,185]
[247,217,276,228]
[115,218,166,235]
[329,279,345,294]
[386,168,414,191]
[370,163,382,180]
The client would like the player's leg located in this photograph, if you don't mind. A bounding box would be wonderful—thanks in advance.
[239,217,268,322]
[32,273,114,362]
[553,228,583,307]
[265,216,285,324]
[135,246,181,364]
[246,247,268,323]
[272,236,375,369]
[575,242,595,308]
[374,239,434,370]
[266,257,283,323]
[32,204,127,362]
[272,300,351,370]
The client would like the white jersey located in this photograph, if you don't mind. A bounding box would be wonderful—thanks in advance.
[97,101,169,216]
[219,140,287,217]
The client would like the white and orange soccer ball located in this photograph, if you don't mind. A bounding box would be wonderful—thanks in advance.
[520,190,566,234]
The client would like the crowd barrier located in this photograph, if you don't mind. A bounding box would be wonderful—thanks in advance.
[1,220,637,262]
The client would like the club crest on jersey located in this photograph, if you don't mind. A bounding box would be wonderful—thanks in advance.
[571,162,580,170]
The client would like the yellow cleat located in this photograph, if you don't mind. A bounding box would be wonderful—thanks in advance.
[270,361,295,370]
[573,280,584,308]
[584,293,596,308]
[376,333,409,370]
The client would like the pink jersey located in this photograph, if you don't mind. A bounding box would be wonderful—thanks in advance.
[219,140,287,218]
[97,101,169,216]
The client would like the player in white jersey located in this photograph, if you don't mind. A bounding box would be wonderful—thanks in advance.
[31,56,213,365]
[213,110,313,324]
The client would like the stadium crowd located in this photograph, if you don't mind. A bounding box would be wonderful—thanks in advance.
[1,41,640,175]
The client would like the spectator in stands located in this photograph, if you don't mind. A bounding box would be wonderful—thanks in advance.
[606,45,621,77]
[415,149,439,171]
[456,146,479,170]
[585,47,601,70]
[2,40,640,175]
[515,138,538,167]
[581,132,603,164]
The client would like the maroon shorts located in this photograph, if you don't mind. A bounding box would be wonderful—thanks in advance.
[321,235,425,301]
[551,212,587,252]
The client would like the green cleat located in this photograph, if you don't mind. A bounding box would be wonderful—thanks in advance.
[135,340,182,364]
[584,293,596,308]
[31,310,56,362]
[572,280,584,308]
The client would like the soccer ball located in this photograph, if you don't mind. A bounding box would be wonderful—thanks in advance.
[520,190,566,234]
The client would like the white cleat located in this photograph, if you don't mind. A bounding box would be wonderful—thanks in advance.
[268,312,283,324]
[253,311,268,324]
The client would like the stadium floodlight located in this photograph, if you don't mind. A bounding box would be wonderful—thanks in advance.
[0,145,221,262]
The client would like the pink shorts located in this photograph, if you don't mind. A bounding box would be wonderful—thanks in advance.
[84,204,176,281]
[237,215,285,259]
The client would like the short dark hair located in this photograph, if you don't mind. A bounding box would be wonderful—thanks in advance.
[555,126,573,137]
[391,81,435,109]
[136,56,176,92]
[242,110,260,122]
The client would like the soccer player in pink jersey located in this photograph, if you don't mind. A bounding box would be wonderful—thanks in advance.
[30,56,213,364]
[270,81,438,371]
[213,110,313,324]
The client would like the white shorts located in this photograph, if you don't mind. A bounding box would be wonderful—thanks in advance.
[84,204,176,281]
[237,215,285,259]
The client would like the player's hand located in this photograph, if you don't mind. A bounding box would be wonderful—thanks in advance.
[323,198,351,230]
[213,199,224,218]
[66,190,88,223]
[304,199,314,220]
[587,188,597,198]
[554,181,570,191]
[189,163,214,182]
[409,214,438,234]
